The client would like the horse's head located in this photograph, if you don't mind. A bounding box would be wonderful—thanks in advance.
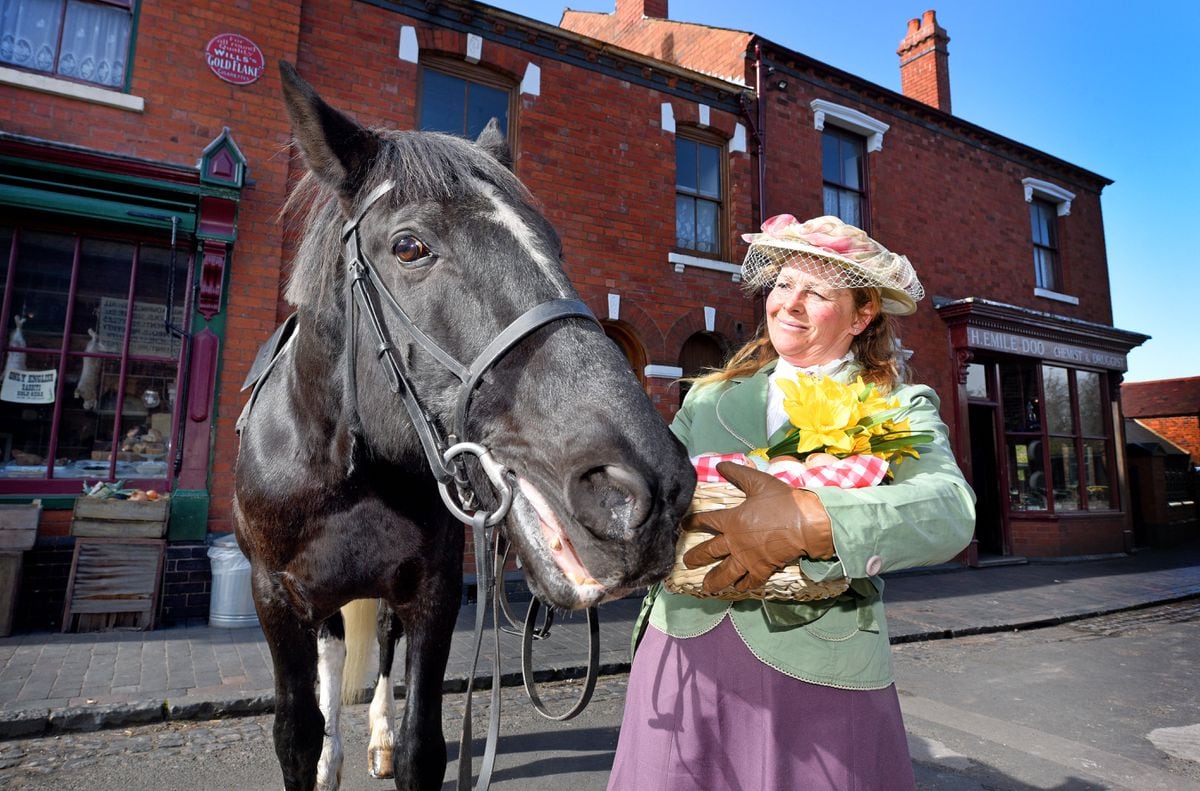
[279,63,694,609]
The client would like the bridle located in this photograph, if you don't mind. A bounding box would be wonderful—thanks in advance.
[341,179,596,526]
[340,179,602,790]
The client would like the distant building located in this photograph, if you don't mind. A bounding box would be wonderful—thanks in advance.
[0,0,1149,628]
[1122,377,1200,466]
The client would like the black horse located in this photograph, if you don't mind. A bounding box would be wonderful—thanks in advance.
[233,63,694,791]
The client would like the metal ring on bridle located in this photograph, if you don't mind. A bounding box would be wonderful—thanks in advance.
[438,442,513,527]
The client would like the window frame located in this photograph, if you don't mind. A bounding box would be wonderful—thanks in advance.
[0,0,138,92]
[820,126,870,231]
[0,215,193,494]
[673,126,728,260]
[416,57,517,147]
[1029,198,1062,292]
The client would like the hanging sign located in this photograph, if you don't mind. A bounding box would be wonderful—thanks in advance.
[205,33,265,85]
[1,368,57,404]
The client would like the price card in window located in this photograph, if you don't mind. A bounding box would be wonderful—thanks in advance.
[1,368,56,404]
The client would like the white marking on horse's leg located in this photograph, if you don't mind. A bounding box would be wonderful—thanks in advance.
[316,630,346,791]
[367,672,396,779]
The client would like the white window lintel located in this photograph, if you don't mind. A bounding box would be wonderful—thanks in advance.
[810,99,888,152]
[1022,178,1074,216]
[669,252,741,282]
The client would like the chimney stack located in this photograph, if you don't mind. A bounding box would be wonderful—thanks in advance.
[897,10,951,113]
[616,0,668,27]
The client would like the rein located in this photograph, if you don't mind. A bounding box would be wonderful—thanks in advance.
[341,180,603,790]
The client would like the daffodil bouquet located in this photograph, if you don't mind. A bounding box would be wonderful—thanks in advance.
[756,374,934,468]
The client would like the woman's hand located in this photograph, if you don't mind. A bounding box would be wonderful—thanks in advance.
[683,461,835,593]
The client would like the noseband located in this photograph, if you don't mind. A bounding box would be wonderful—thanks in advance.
[340,179,597,526]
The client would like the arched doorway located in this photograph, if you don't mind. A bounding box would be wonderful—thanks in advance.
[678,332,726,404]
[601,320,647,386]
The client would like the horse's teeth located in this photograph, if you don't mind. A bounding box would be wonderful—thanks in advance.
[549,536,562,551]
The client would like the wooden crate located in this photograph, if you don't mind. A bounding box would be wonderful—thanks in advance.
[0,501,41,550]
[61,538,165,633]
[71,497,169,538]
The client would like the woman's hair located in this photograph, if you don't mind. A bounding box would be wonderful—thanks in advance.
[689,287,905,391]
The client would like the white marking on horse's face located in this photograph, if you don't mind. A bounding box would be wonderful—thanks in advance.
[478,181,570,296]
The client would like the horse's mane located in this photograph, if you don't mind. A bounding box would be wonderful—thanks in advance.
[282,129,535,314]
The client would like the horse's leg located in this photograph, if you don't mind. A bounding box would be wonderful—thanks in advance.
[368,604,403,779]
[393,574,460,790]
[316,612,346,791]
[257,590,324,791]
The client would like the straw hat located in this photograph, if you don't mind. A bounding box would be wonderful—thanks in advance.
[741,214,925,316]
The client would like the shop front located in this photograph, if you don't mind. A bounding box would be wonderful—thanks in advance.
[938,298,1149,562]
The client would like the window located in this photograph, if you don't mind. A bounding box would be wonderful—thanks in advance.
[675,133,723,256]
[0,0,134,89]
[997,359,1113,513]
[1030,198,1061,291]
[418,63,511,140]
[1,222,189,485]
[822,127,867,228]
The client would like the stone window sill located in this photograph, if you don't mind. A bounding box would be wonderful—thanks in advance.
[0,66,143,112]
[669,252,741,281]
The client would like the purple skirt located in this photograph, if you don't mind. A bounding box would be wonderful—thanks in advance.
[608,618,915,791]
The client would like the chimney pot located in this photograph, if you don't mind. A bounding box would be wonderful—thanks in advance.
[897,9,952,113]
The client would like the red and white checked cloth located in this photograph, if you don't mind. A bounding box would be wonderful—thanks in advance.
[691,452,889,489]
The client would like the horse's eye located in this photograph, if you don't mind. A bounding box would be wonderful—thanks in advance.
[391,235,431,264]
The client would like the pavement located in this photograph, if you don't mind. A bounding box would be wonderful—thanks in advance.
[2,538,1199,740]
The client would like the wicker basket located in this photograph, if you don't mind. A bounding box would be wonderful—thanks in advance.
[664,480,850,602]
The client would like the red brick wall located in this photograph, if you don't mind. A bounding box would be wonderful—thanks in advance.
[1122,377,1200,417]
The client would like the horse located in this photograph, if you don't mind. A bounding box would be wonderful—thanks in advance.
[233,62,694,791]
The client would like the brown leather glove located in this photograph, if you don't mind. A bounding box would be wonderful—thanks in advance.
[682,461,835,594]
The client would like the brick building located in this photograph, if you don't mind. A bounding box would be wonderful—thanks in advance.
[0,0,1147,629]
[562,0,1149,561]
[1122,378,1200,466]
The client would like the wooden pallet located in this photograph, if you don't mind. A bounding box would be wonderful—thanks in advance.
[71,497,169,538]
[61,537,165,633]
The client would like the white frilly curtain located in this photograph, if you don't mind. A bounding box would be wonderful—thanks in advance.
[0,0,128,87]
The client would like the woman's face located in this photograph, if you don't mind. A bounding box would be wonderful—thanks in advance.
[765,267,876,366]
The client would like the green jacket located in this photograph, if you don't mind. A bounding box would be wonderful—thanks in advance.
[639,362,976,690]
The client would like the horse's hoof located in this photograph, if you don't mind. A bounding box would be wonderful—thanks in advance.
[369,747,394,779]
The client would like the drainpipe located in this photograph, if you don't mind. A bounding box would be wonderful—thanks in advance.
[752,42,767,222]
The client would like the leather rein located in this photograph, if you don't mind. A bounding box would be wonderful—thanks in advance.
[340,180,602,790]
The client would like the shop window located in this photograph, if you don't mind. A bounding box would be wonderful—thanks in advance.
[675,131,724,257]
[998,359,1113,514]
[821,126,867,228]
[0,223,189,485]
[0,0,135,89]
[418,61,512,140]
[1029,198,1061,291]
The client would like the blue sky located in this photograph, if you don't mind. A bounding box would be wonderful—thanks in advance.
[507,1,1199,384]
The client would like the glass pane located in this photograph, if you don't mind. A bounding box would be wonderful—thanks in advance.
[1048,436,1080,511]
[840,138,861,189]
[0,349,60,477]
[821,133,840,183]
[1082,439,1111,510]
[77,237,135,356]
[839,190,862,227]
[965,363,988,399]
[0,225,10,295]
[675,195,695,249]
[675,138,696,191]
[1029,202,1048,245]
[0,0,62,72]
[465,81,508,140]
[9,230,76,353]
[1000,361,1039,432]
[59,0,130,87]
[697,143,720,197]
[1042,365,1072,434]
[1077,371,1104,435]
[110,359,175,480]
[822,185,839,217]
[130,244,185,360]
[695,199,718,254]
[419,69,466,134]
[1006,438,1046,512]
[1033,247,1053,289]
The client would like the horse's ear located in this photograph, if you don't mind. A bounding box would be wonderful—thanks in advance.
[475,118,512,170]
[279,60,380,208]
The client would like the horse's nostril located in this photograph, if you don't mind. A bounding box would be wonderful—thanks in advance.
[569,464,652,540]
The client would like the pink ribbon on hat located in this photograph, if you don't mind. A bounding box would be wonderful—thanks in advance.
[759,214,875,260]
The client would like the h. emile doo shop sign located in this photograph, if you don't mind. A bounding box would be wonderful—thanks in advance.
[936,296,1148,375]
[205,33,265,85]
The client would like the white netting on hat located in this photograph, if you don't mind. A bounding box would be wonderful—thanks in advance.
[740,215,925,309]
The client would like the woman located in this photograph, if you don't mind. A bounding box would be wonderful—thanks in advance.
[609,215,976,790]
